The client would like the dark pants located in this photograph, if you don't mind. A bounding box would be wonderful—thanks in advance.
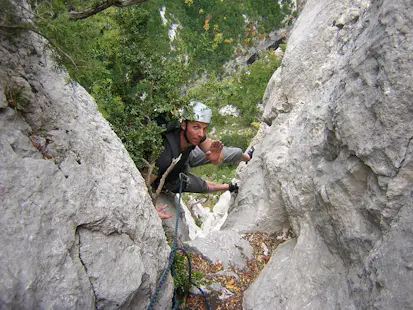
[164,146,243,194]
[163,172,208,193]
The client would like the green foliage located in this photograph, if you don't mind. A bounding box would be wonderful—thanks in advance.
[166,0,245,73]
[32,1,110,86]
[231,51,282,124]
[0,0,21,27]
[172,251,204,299]
[162,0,290,74]
[188,51,282,126]
[243,0,284,33]
[281,0,295,16]
[32,0,190,166]
[96,4,190,165]
[194,218,202,228]
[4,79,24,110]
[27,0,290,170]
[192,163,236,185]
[220,134,250,152]
[185,51,281,187]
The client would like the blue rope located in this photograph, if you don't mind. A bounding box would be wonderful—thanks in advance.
[147,174,211,310]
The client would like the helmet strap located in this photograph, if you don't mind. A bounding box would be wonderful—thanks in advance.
[183,120,191,144]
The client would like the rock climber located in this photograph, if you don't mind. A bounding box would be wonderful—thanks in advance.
[152,101,254,219]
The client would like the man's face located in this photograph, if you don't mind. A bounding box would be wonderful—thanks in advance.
[182,121,209,145]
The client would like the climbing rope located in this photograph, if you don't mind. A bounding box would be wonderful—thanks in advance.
[147,173,211,310]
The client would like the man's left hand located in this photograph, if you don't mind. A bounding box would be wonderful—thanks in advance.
[156,205,173,220]
[205,140,224,162]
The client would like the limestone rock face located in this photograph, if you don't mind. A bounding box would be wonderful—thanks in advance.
[184,230,254,270]
[0,11,172,310]
[230,0,413,309]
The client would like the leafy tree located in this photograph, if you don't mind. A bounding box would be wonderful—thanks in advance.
[188,50,282,126]
[31,0,115,88]
[31,0,189,168]
[4,0,291,175]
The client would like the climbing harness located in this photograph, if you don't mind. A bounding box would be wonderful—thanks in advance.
[147,173,211,310]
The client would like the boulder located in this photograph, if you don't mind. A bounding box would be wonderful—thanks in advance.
[0,5,173,309]
[228,0,413,308]
[184,230,254,270]
[191,191,232,236]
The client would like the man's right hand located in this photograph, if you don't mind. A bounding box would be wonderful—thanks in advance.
[156,204,173,220]
[205,140,224,164]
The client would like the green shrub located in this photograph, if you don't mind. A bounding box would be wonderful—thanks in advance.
[188,51,282,127]
[172,251,204,299]
[28,0,288,173]
[220,133,250,152]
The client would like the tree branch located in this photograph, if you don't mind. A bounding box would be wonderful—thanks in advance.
[68,0,148,20]
[141,154,182,204]
[154,154,182,201]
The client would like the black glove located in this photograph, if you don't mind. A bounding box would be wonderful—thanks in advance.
[248,146,255,158]
[246,146,255,164]
[228,183,239,193]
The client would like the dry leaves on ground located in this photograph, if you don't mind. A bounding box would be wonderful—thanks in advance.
[181,232,290,310]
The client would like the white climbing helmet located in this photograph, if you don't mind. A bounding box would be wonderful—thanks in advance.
[183,101,212,124]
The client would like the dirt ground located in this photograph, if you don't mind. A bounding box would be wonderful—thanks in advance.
[177,232,290,310]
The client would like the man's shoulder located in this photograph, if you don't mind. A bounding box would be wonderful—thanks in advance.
[162,129,181,158]
[156,131,178,168]
[164,128,181,144]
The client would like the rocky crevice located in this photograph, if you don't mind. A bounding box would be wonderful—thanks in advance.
[396,136,413,171]
[1,0,413,309]
[74,227,99,310]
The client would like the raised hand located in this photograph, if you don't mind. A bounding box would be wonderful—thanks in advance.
[205,140,224,162]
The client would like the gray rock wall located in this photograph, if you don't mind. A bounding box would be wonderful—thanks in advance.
[2,0,412,308]
[0,8,172,310]
[229,0,413,309]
